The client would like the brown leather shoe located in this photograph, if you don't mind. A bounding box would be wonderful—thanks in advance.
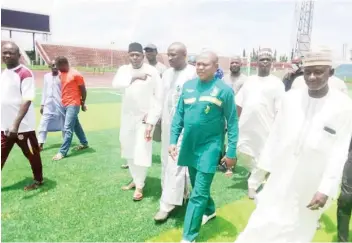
[24,181,43,191]
[121,181,135,191]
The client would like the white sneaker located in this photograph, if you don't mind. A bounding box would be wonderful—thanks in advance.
[202,212,216,225]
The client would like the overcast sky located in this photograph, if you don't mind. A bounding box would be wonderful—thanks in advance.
[1,0,352,58]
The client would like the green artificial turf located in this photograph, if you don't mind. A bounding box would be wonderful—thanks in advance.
[2,87,352,242]
[1,89,247,242]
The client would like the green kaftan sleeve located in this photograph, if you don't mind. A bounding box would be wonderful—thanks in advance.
[223,89,239,159]
[170,90,185,145]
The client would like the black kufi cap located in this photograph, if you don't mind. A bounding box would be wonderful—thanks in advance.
[128,42,143,53]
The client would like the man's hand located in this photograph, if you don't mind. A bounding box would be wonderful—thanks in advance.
[168,144,178,161]
[307,192,328,210]
[144,124,154,142]
[81,104,87,112]
[40,105,44,115]
[222,156,237,168]
[131,74,151,84]
[7,126,19,140]
[221,156,237,177]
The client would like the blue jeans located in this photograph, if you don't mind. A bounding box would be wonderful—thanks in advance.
[59,105,88,156]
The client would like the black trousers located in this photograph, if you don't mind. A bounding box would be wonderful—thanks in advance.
[337,151,352,242]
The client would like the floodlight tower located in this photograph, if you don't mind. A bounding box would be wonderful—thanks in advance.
[293,0,314,58]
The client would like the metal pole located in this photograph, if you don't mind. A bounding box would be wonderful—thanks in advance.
[32,32,35,52]
[111,41,115,69]
[111,49,113,67]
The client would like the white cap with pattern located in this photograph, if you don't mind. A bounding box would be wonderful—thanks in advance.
[303,45,333,67]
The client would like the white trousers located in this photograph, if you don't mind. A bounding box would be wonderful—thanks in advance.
[248,166,267,190]
[37,131,65,144]
[159,149,190,213]
[128,159,148,189]
[240,153,267,191]
[159,164,190,213]
[160,201,176,213]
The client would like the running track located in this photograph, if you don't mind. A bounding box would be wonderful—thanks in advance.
[33,71,114,89]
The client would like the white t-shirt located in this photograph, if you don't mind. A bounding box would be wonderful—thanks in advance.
[235,74,285,159]
[1,64,36,133]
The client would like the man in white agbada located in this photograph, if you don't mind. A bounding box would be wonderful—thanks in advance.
[291,69,348,95]
[112,42,163,201]
[235,48,285,199]
[291,48,349,230]
[153,42,197,222]
[37,60,65,150]
[234,49,352,243]
[224,55,247,93]
[291,46,348,95]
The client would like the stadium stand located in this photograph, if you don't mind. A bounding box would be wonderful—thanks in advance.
[36,41,170,68]
[34,41,292,71]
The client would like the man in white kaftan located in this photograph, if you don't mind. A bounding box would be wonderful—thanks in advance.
[224,55,247,94]
[235,49,352,243]
[235,48,285,199]
[154,42,197,222]
[291,46,349,230]
[37,61,65,150]
[292,75,348,94]
[112,42,163,201]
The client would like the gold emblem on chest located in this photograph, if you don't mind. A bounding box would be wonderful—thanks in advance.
[204,105,211,114]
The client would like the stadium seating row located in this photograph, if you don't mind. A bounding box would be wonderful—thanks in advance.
[2,40,292,70]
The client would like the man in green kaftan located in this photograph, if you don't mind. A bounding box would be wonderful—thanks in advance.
[169,51,239,243]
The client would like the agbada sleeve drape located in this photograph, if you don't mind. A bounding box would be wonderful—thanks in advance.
[112,66,131,90]
[318,113,352,198]
[257,96,286,173]
[145,71,164,126]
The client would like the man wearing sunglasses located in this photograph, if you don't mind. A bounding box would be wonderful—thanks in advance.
[37,61,65,150]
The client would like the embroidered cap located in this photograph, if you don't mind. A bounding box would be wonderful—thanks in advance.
[258,48,273,59]
[303,46,333,67]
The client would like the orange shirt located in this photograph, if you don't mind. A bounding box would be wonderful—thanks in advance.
[60,69,85,107]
